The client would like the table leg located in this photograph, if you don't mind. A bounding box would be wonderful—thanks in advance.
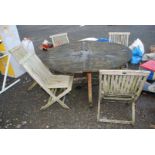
[87,72,93,106]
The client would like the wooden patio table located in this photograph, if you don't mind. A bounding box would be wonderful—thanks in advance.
[41,41,132,106]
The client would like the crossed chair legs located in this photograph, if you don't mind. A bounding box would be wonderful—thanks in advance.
[40,87,72,110]
[28,81,72,110]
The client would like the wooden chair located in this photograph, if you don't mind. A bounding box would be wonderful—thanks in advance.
[97,70,149,125]
[9,45,73,110]
[109,32,130,47]
[109,32,131,68]
[50,33,69,47]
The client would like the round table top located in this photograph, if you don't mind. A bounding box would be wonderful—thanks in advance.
[42,41,132,73]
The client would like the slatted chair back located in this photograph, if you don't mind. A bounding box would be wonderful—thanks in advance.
[109,32,130,46]
[10,45,53,94]
[10,45,74,110]
[99,70,149,100]
[50,33,69,47]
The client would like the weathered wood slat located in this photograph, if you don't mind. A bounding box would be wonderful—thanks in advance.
[109,32,130,47]
[97,69,149,125]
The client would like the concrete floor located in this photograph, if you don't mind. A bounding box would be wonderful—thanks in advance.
[0,25,155,129]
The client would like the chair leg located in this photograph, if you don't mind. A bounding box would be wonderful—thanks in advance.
[41,77,73,110]
[58,88,66,102]
[56,99,70,109]
[40,96,70,110]
[62,96,66,102]
[97,95,102,122]
[40,88,70,110]
[53,88,70,109]
[40,89,57,110]
[55,88,71,109]
[27,81,37,91]
[40,97,55,110]
[132,102,135,125]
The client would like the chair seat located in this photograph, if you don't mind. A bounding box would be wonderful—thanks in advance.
[47,75,73,88]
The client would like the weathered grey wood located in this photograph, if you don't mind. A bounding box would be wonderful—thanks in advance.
[9,45,74,110]
[97,70,149,125]
[50,33,69,47]
[41,42,132,74]
[27,81,37,91]
[109,32,130,47]
[98,119,133,124]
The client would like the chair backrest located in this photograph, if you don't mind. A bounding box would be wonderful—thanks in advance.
[109,32,130,46]
[99,70,149,100]
[50,33,69,47]
[9,45,53,94]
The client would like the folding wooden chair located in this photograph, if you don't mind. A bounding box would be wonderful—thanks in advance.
[109,32,130,47]
[109,32,131,68]
[50,33,69,47]
[97,70,149,125]
[9,45,73,110]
